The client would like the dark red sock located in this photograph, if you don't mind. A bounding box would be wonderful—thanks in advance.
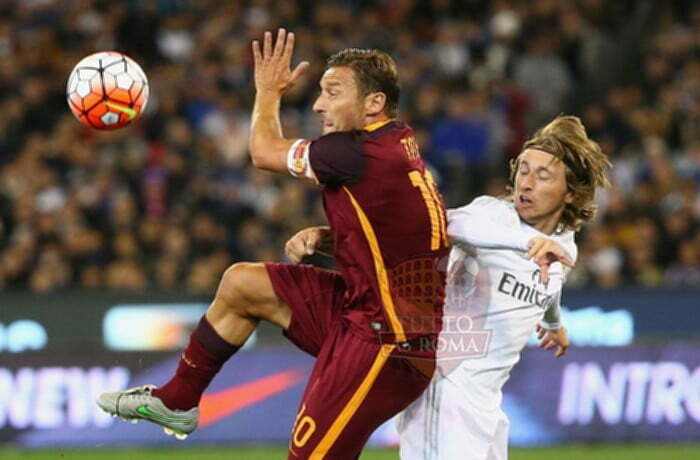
[153,316,238,410]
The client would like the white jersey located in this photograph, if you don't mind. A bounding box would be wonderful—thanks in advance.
[398,195,577,460]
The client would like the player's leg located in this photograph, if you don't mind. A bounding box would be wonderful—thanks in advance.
[150,262,290,407]
[397,378,442,460]
[205,262,292,344]
[486,416,510,460]
[287,333,431,459]
[398,373,506,460]
[97,262,291,437]
[265,261,346,357]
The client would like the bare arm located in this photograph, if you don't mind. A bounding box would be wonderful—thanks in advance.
[536,324,570,358]
[526,237,575,284]
[249,29,309,173]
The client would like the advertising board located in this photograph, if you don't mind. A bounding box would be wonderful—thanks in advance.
[2,344,699,447]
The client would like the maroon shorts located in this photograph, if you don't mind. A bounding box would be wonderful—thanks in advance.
[265,262,431,459]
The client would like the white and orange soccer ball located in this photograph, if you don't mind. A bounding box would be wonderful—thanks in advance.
[66,51,149,130]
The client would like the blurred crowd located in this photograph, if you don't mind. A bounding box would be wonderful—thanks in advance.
[0,0,698,294]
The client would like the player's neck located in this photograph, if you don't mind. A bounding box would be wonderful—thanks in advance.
[530,213,562,235]
[362,114,391,131]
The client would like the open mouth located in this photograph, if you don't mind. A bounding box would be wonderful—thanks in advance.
[519,195,533,206]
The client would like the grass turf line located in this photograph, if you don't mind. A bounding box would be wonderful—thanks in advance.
[2,445,700,460]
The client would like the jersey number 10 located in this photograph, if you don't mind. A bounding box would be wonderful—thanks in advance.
[408,170,448,250]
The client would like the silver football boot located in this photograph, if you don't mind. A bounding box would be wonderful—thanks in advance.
[97,384,199,440]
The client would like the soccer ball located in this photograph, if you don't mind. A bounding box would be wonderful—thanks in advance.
[66,51,149,130]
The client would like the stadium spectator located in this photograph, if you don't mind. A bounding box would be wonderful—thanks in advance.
[0,0,698,293]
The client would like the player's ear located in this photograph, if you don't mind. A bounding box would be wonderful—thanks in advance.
[364,92,387,117]
[564,189,574,204]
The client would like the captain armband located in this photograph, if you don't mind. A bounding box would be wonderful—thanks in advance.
[286,139,318,183]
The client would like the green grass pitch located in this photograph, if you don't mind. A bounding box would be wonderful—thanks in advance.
[2,445,700,460]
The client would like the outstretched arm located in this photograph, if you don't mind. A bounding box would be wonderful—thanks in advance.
[448,197,574,283]
[249,28,310,173]
[448,208,532,251]
[447,197,537,251]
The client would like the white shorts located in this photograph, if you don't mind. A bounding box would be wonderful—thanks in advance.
[397,373,509,460]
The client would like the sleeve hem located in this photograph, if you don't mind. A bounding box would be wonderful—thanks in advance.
[539,320,561,331]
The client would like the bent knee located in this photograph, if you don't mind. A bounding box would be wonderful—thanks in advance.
[219,262,265,299]
[216,262,278,314]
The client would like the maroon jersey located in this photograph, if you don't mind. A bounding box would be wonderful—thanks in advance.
[300,120,450,344]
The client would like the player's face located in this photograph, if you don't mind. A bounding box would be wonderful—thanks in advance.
[313,66,366,134]
[514,148,573,234]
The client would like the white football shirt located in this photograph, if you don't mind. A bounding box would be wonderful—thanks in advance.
[398,195,578,460]
[438,195,577,409]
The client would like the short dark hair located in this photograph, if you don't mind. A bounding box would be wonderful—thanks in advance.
[326,48,400,117]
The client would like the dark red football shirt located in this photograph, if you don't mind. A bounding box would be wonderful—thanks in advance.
[307,120,450,344]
